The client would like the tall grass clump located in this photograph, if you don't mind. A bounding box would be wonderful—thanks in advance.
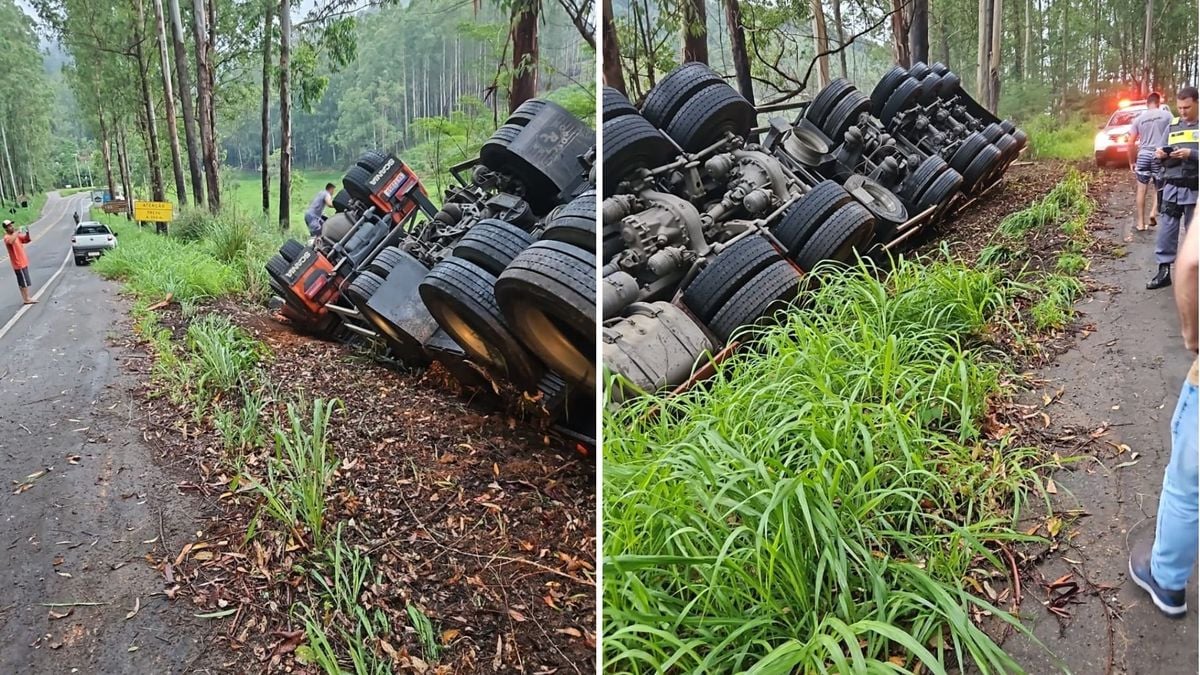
[296,527,396,674]
[603,256,1053,674]
[185,315,267,403]
[249,398,341,548]
[92,221,242,301]
[1023,114,1100,161]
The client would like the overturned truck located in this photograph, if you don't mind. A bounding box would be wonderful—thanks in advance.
[602,61,1026,401]
[266,100,597,444]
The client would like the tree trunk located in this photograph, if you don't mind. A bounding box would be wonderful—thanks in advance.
[97,106,116,199]
[169,0,204,206]
[830,0,847,78]
[811,0,831,88]
[938,15,950,65]
[509,0,539,112]
[135,0,166,202]
[891,0,910,67]
[278,0,292,232]
[1022,0,1031,79]
[682,0,708,64]
[724,0,754,105]
[261,1,272,216]
[977,0,991,101]
[116,121,133,218]
[908,0,929,65]
[602,0,627,94]
[987,0,1002,111]
[192,0,220,211]
[1141,0,1154,95]
[1,123,18,203]
[153,0,187,205]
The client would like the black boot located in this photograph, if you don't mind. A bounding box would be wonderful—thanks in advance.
[1147,263,1172,289]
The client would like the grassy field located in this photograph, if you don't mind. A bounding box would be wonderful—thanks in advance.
[223,169,343,230]
[1,192,48,229]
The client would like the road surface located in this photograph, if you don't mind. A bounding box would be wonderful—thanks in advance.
[0,193,220,672]
[1004,175,1198,673]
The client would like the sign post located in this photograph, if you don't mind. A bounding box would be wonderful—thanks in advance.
[132,200,174,234]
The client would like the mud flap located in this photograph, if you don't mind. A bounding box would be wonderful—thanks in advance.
[362,250,440,364]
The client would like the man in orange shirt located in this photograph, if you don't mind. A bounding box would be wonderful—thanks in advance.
[3,220,35,304]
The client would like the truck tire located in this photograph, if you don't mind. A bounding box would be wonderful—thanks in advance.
[419,258,543,390]
[640,62,726,130]
[478,124,524,167]
[496,241,596,389]
[345,269,384,306]
[266,253,290,282]
[343,165,375,203]
[820,88,871,144]
[948,132,992,175]
[881,76,923,126]
[681,234,782,324]
[901,155,950,204]
[602,115,677,193]
[915,168,964,216]
[870,65,909,116]
[542,190,596,252]
[930,62,950,76]
[772,180,852,258]
[355,150,388,173]
[708,259,804,343]
[908,61,932,80]
[507,98,546,126]
[993,132,1019,164]
[280,239,305,263]
[938,71,963,95]
[663,81,755,152]
[805,79,855,131]
[792,200,875,272]
[603,87,639,121]
[453,220,536,276]
[961,143,1004,192]
[366,246,406,278]
[917,73,943,104]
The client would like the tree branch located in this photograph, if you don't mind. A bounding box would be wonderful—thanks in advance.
[763,0,915,106]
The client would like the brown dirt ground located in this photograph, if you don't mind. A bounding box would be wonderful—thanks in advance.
[113,301,596,674]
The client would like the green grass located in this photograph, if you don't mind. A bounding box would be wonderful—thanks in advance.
[1023,114,1101,161]
[224,170,342,233]
[603,256,1054,674]
[2,192,48,229]
[248,398,341,549]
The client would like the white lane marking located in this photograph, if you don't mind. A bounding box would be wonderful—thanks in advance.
[0,194,81,266]
[0,249,73,343]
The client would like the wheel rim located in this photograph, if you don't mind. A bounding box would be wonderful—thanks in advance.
[435,304,506,375]
[511,304,594,390]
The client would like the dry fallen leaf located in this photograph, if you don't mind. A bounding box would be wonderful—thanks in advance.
[48,609,72,621]
[125,597,140,620]
[1045,478,1057,494]
[507,609,526,623]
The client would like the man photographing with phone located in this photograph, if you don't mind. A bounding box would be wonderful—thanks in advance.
[1148,86,1199,289]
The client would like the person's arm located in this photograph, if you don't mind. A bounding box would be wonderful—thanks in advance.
[1128,122,1140,166]
[1176,210,1199,353]
[324,192,334,208]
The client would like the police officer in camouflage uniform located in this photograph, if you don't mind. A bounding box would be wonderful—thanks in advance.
[1149,86,1200,290]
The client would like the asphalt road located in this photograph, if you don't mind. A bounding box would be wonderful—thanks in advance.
[1004,176,1198,673]
[0,194,221,672]
[0,192,88,327]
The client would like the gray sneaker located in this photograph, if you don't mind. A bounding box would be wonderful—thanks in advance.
[1129,538,1187,617]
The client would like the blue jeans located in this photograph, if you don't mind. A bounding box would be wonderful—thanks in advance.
[1151,380,1199,590]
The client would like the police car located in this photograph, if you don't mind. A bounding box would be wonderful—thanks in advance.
[1094,98,1174,167]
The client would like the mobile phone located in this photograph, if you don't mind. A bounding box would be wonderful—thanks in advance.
[1162,145,1176,154]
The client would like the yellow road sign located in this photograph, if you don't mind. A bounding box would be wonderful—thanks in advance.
[133,200,173,222]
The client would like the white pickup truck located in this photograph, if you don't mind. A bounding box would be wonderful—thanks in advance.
[71,221,117,265]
